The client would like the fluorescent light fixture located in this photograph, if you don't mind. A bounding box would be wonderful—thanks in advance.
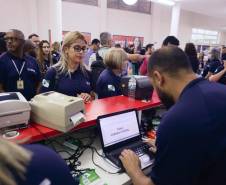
[150,0,176,6]
[122,0,138,5]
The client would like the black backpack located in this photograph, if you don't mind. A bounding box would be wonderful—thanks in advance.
[90,52,106,91]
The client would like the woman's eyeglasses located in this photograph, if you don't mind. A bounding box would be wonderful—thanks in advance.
[72,45,87,53]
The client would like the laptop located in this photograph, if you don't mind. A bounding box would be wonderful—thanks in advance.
[97,109,154,170]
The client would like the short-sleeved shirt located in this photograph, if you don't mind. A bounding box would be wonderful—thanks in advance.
[150,78,226,185]
[0,52,41,100]
[96,68,122,99]
[40,66,93,96]
[15,144,77,185]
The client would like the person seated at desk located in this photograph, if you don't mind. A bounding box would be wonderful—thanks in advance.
[96,48,128,99]
[120,46,226,185]
[40,31,94,103]
[0,138,77,185]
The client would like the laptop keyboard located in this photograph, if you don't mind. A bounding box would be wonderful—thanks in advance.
[107,142,150,167]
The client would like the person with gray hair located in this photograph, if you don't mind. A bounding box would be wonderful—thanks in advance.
[88,32,112,67]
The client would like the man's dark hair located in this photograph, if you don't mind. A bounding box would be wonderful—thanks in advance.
[145,43,153,51]
[148,46,192,77]
[28,33,39,39]
[91,38,100,45]
[162,36,179,46]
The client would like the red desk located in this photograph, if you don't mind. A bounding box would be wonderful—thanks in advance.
[15,92,161,143]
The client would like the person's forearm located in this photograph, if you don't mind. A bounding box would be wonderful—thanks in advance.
[129,169,155,185]
[209,69,226,82]
[128,54,145,62]
[205,72,212,80]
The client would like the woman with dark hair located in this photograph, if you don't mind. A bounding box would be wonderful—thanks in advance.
[0,32,6,55]
[184,43,199,73]
[37,40,53,79]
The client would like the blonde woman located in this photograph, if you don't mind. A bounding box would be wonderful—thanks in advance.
[40,31,94,103]
[0,138,76,185]
[96,48,128,99]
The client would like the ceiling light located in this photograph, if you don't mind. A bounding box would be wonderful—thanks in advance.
[149,0,176,6]
[122,0,138,5]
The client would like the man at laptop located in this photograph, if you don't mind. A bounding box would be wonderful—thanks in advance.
[119,46,226,185]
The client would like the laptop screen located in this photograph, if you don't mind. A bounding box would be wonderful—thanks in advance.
[99,110,140,147]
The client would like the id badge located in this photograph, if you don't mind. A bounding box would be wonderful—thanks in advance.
[17,80,24,90]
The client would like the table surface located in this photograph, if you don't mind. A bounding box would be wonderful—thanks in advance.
[10,92,161,143]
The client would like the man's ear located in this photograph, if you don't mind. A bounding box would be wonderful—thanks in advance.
[153,70,164,87]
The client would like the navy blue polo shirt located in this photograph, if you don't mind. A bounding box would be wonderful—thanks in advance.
[96,68,122,99]
[15,144,77,185]
[222,53,226,61]
[0,52,41,100]
[208,59,222,73]
[40,66,93,96]
[150,78,226,185]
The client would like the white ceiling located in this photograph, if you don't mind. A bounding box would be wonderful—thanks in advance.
[179,0,226,20]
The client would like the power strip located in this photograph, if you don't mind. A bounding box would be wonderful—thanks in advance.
[63,141,79,151]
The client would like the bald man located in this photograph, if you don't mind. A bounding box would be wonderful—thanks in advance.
[0,29,41,100]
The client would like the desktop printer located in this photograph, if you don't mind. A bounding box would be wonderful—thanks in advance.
[121,75,154,100]
[0,92,31,130]
[30,91,85,132]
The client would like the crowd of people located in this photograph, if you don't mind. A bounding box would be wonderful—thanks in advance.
[0,28,226,185]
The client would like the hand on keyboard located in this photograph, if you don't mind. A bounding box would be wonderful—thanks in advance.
[119,149,141,176]
[143,138,157,154]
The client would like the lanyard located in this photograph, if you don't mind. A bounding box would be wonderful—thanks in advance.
[11,59,25,79]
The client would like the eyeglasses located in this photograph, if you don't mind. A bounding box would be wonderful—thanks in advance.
[4,37,23,42]
[72,45,87,53]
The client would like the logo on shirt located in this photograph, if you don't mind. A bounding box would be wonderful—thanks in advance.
[86,81,90,86]
[42,79,50,88]
[39,178,51,185]
[27,68,36,73]
[108,84,116,92]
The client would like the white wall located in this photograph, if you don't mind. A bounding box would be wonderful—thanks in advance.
[0,0,226,48]
[150,3,171,48]
[0,0,33,38]
[62,2,100,39]
[178,10,226,48]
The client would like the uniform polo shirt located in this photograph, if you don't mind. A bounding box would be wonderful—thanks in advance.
[96,68,122,99]
[40,66,93,96]
[0,52,41,100]
[150,78,226,185]
[15,144,77,185]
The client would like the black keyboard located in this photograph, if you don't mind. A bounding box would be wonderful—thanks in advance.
[106,143,150,168]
